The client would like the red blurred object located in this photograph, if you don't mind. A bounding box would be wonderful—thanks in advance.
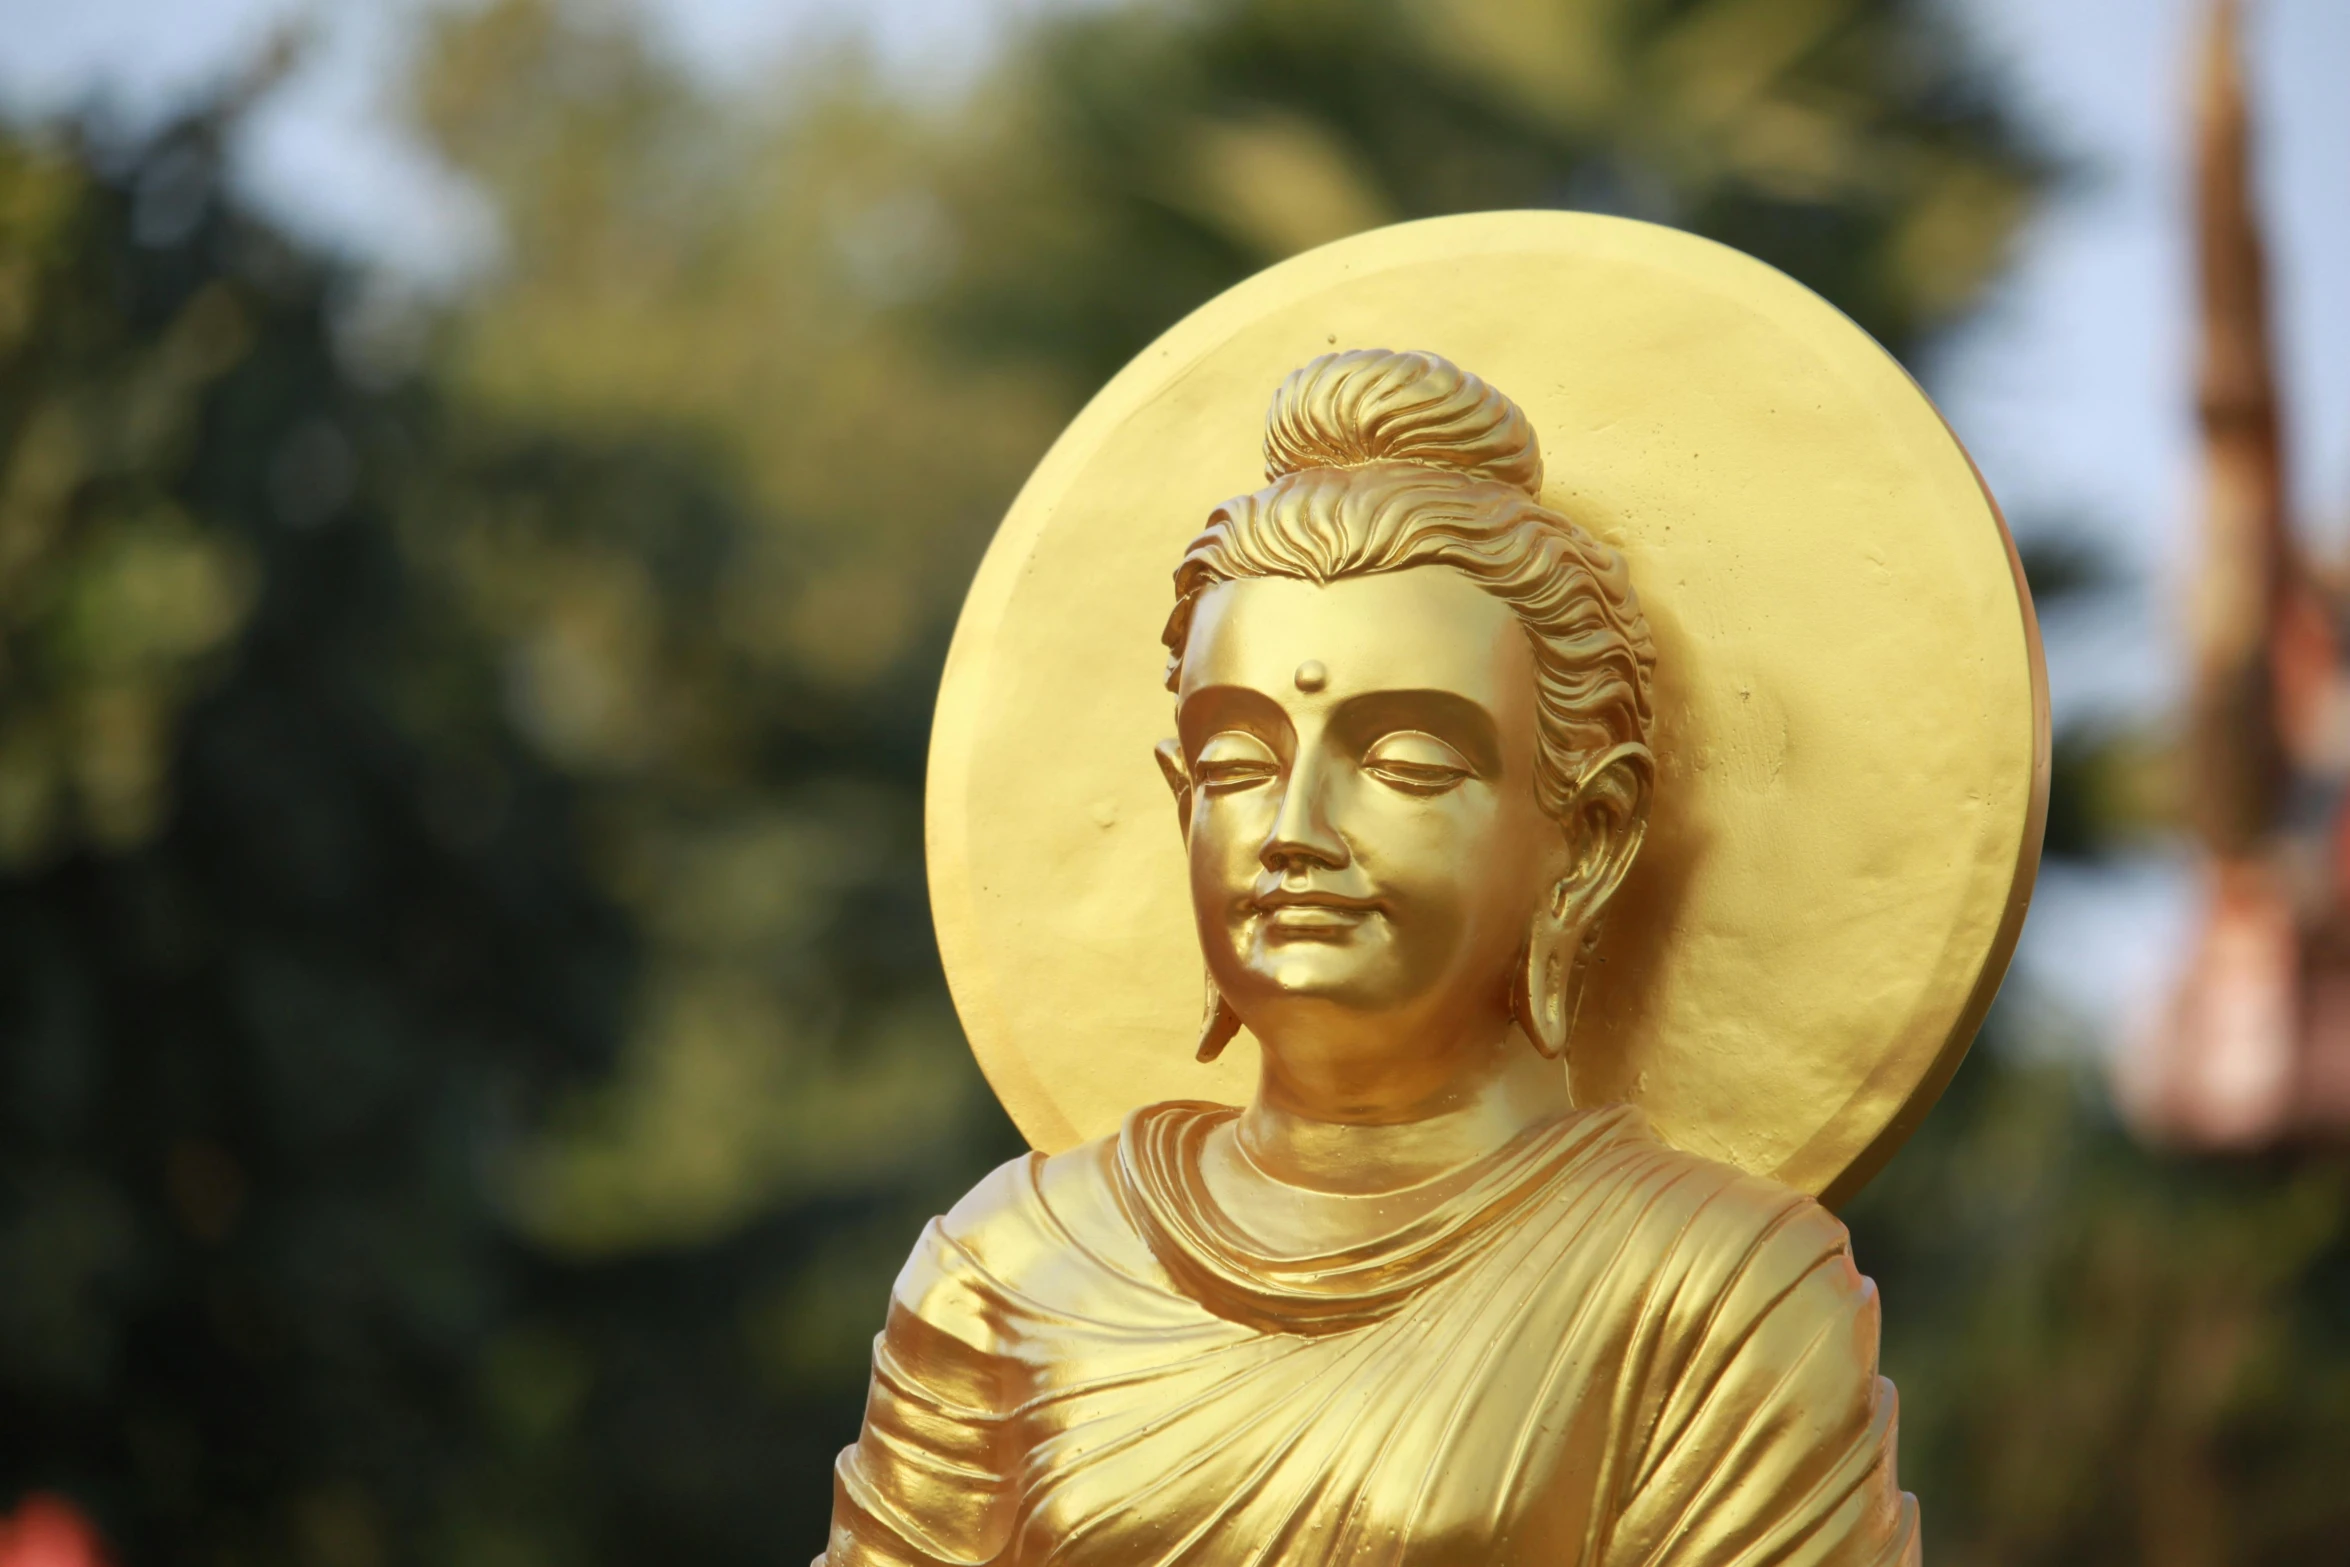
[0,1496,113,1567]
[2133,0,2350,1148]
[2130,859,2297,1146]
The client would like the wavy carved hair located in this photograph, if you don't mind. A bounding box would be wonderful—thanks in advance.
[1163,348,1655,819]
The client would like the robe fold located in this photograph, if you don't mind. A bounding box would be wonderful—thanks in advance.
[821,1101,1919,1567]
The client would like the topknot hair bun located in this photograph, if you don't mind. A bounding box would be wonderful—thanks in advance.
[1262,348,1542,496]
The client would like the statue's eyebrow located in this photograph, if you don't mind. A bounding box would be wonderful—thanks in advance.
[1328,690,1503,778]
[1175,684,1294,756]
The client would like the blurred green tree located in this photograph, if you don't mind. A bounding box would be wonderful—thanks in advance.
[0,90,1011,1567]
[0,107,646,1564]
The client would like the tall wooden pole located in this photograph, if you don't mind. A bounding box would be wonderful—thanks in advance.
[2185,0,2292,855]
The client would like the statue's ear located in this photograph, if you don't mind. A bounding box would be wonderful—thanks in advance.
[1515,742,1654,1062]
[1560,742,1653,926]
[1154,739,1194,842]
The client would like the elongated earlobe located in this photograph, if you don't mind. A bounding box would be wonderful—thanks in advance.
[1195,973,1243,1062]
[1511,885,1583,1060]
[1513,888,1569,1061]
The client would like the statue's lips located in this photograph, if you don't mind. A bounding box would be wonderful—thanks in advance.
[1251,890,1380,936]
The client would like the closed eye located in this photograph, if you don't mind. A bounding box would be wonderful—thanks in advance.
[1362,730,1474,794]
[1195,731,1281,790]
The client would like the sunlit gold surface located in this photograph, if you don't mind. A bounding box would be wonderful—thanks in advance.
[928,212,2046,1201]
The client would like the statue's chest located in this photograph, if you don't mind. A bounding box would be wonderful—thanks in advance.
[999,1271,1629,1567]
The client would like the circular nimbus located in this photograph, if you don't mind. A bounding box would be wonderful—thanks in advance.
[926,212,2046,1207]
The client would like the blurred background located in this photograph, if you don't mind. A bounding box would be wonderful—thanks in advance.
[0,0,2345,1563]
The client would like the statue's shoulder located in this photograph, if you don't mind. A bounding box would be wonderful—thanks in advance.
[932,1132,1123,1253]
[1606,1111,1877,1363]
[1581,1104,1854,1275]
[885,1147,1103,1356]
[903,1129,1151,1313]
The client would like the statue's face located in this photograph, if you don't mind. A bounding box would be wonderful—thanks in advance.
[1168,567,1566,1055]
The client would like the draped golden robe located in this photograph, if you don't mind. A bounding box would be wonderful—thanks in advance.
[822,1102,1918,1567]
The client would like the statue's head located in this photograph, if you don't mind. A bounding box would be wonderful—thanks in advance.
[1156,348,1656,1078]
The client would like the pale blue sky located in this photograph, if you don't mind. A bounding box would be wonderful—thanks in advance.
[3,0,2346,1041]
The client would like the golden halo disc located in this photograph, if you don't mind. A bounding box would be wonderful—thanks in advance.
[926,212,2048,1207]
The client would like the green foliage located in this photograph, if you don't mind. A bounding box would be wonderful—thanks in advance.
[0,107,1008,1567]
[3,1,2344,1565]
[1846,1055,2350,1566]
[924,0,2039,383]
[0,112,640,1563]
[0,133,259,863]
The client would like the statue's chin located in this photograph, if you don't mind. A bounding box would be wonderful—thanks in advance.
[1227,916,1439,1008]
[1237,948,1381,1001]
[1220,959,1439,1033]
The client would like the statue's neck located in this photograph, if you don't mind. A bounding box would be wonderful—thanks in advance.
[1232,1031,1573,1197]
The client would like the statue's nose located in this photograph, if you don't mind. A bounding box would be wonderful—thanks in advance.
[1260,755,1348,872]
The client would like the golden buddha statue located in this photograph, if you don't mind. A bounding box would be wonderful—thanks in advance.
[821,347,1916,1566]
[823,213,2046,1567]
